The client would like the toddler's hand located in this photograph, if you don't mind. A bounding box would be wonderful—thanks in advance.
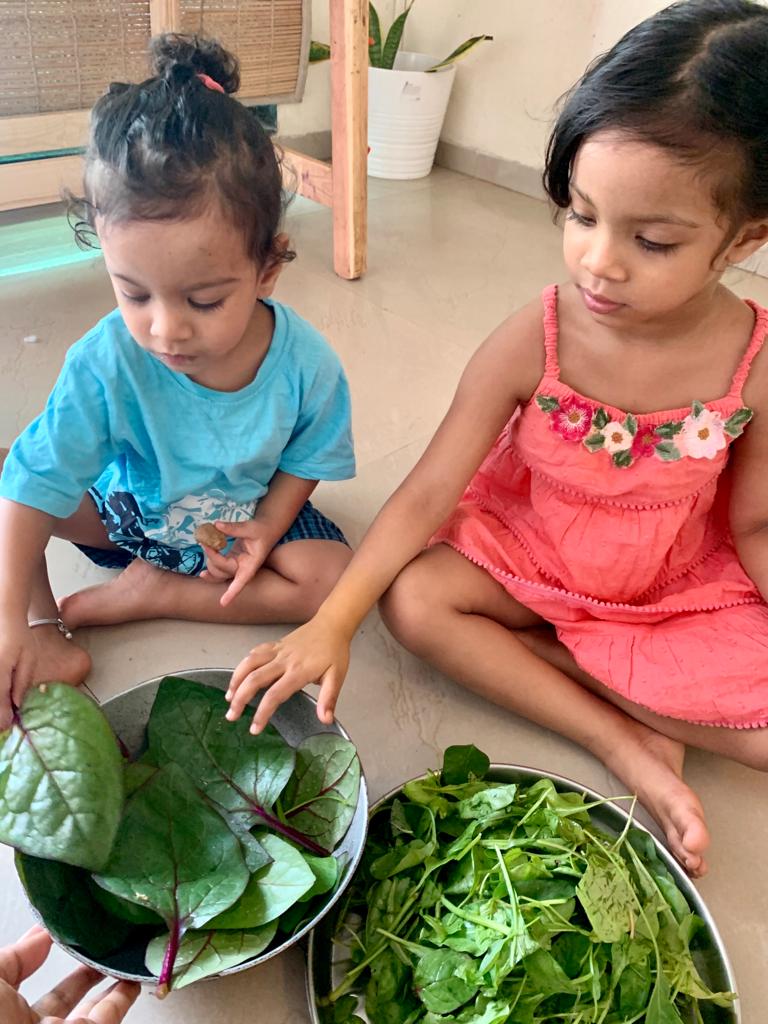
[199,520,273,607]
[0,621,37,731]
[225,614,352,734]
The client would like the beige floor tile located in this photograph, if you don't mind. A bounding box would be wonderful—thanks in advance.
[1,170,766,1021]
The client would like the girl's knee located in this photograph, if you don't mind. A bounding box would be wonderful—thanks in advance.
[379,558,448,651]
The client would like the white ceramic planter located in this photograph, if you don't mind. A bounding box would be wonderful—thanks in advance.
[368,51,456,180]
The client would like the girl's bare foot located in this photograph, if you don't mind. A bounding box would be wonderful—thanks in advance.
[600,722,710,877]
[31,623,92,686]
[59,559,172,628]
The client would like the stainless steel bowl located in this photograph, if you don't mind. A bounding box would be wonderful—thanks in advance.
[307,764,739,1023]
[19,668,369,984]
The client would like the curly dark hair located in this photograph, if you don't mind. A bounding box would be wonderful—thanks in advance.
[544,0,768,226]
[69,33,295,266]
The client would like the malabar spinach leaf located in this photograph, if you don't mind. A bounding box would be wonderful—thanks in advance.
[93,763,249,993]
[15,852,135,957]
[145,923,277,989]
[209,832,314,928]
[0,685,123,870]
[281,734,361,850]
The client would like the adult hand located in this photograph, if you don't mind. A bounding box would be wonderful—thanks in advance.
[225,612,352,734]
[199,519,274,607]
[0,926,140,1024]
[0,621,37,731]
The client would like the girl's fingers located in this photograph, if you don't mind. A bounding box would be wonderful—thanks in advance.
[248,675,305,735]
[316,669,342,725]
[225,662,284,721]
[0,926,52,987]
[226,645,278,696]
[32,963,102,1018]
[75,979,141,1024]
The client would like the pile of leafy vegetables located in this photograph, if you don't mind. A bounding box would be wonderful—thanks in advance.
[320,746,735,1024]
[0,677,361,995]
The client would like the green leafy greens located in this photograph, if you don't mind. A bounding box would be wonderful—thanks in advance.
[320,745,735,1024]
[5,677,361,994]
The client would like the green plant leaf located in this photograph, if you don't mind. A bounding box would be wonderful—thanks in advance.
[147,676,324,854]
[148,676,295,813]
[300,852,340,901]
[0,684,123,871]
[441,744,490,785]
[281,734,361,850]
[368,3,382,67]
[209,832,315,928]
[93,762,249,994]
[309,40,331,63]
[124,761,157,797]
[624,413,638,436]
[691,399,706,418]
[593,407,610,429]
[427,35,493,72]
[457,784,517,819]
[15,852,135,957]
[381,2,414,69]
[576,857,635,942]
[145,924,277,989]
[414,949,480,1013]
[90,878,164,925]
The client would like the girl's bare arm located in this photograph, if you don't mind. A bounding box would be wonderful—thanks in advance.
[226,301,545,731]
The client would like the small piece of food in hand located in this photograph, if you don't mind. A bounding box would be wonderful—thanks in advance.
[195,523,228,551]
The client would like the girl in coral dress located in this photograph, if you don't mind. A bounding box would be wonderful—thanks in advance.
[226,0,768,876]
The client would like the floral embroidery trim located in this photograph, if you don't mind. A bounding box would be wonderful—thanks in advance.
[535,395,752,468]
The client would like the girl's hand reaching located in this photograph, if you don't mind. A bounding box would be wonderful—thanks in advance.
[199,519,274,607]
[225,613,352,734]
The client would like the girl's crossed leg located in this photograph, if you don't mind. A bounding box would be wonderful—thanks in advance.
[380,543,768,877]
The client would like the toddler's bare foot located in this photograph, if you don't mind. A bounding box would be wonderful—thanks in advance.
[59,559,174,628]
[31,623,92,687]
[599,724,709,877]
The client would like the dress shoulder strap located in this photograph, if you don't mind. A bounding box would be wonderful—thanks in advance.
[541,284,560,377]
[728,299,768,400]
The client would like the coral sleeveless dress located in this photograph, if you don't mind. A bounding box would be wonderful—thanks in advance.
[432,285,768,728]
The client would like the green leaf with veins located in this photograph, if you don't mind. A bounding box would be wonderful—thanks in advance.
[93,763,248,992]
[281,734,361,850]
[209,832,315,928]
[0,684,123,870]
[145,924,277,989]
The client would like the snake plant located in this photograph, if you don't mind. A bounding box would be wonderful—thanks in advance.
[310,2,491,72]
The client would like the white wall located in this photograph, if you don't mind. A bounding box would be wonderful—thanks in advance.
[401,0,597,170]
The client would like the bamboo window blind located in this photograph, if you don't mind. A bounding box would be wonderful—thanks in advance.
[0,2,152,116]
[0,0,308,117]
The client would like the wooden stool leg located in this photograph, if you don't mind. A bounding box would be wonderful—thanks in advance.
[330,0,368,280]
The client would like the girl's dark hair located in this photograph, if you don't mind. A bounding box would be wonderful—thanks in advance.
[71,33,295,266]
[544,0,768,224]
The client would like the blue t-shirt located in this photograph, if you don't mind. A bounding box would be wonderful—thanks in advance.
[0,300,355,572]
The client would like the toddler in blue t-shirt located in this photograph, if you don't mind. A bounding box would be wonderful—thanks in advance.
[0,35,355,726]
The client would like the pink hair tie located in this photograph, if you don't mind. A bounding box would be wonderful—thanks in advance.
[197,72,225,93]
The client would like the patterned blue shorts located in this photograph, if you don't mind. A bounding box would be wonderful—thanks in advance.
[76,497,348,574]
